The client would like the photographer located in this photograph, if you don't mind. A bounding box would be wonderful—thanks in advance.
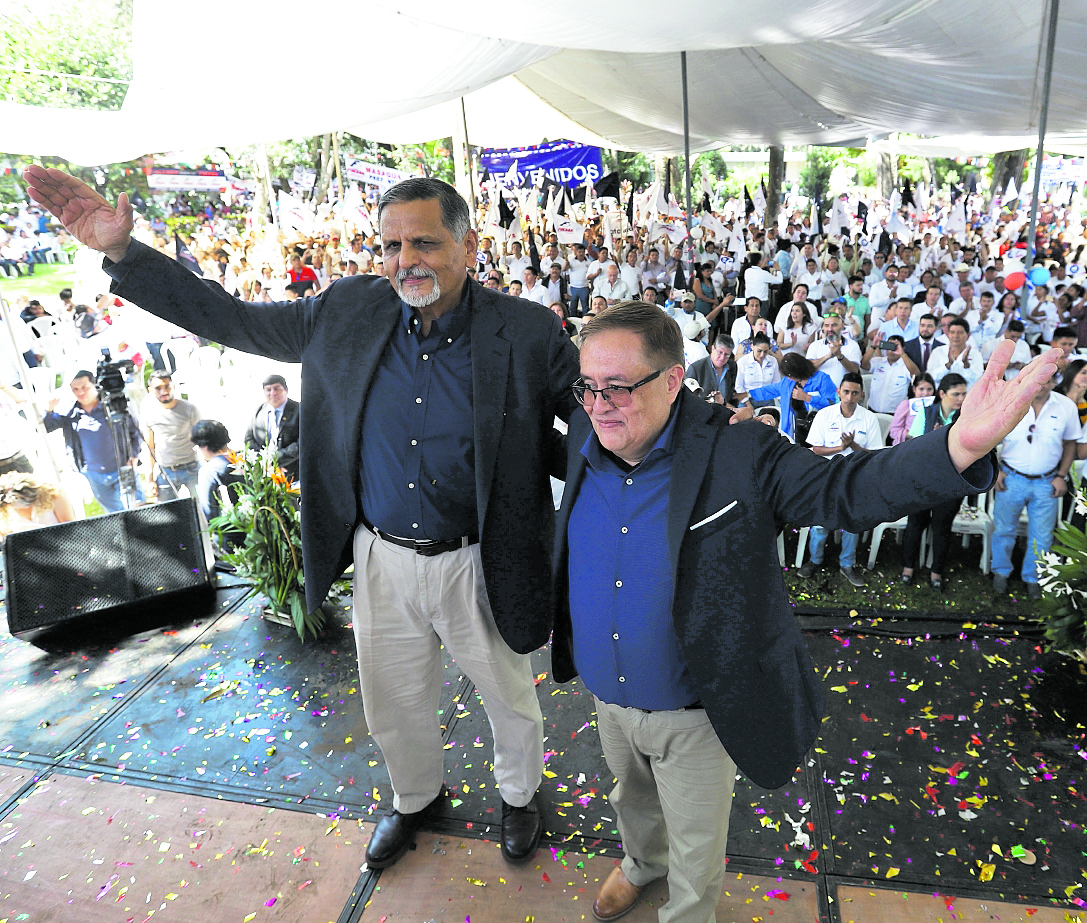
[861,332,920,414]
[44,369,141,514]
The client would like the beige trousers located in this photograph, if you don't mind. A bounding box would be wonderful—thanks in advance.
[352,526,544,813]
[594,697,738,923]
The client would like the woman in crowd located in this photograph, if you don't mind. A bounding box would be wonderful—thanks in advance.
[1056,358,1087,425]
[549,302,579,340]
[776,300,817,356]
[692,262,719,316]
[900,373,969,591]
[0,472,76,537]
[889,372,936,444]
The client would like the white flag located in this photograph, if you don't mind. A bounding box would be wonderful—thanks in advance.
[1006,176,1019,201]
[554,216,585,244]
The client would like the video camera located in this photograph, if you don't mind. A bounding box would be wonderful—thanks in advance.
[95,348,131,416]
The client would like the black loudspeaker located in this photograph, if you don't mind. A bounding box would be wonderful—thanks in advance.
[3,498,214,637]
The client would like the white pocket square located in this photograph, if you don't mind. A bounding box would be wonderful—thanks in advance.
[689,500,738,531]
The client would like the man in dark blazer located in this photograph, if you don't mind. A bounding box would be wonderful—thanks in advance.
[24,166,580,871]
[243,374,300,481]
[684,334,736,404]
[550,301,1056,922]
[903,312,946,373]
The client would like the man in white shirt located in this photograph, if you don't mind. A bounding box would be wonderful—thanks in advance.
[742,251,782,316]
[861,333,919,413]
[944,264,974,300]
[894,264,919,301]
[567,242,592,316]
[806,313,862,387]
[992,372,1080,598]
[977,265,1001,298]
[981,320,1032,380]
[502,241,531,287]
[587,247,617,289]
[731,296,776,344]
[522,267,551,307]
[867,265,902,325]
[594,264,633,306]
[797,258,828,305]
[619,249,643,297]
[948,282,980,320]
[797,373,885,587]
[878,298,920,343]
[539,243,566,276]
[640,248,669,292]
[928,317,985,390]
[963,290,1004,347]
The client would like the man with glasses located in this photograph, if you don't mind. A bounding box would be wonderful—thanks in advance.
[553,300,1056,923]
[806,312,861,387]
[25,166,580,872]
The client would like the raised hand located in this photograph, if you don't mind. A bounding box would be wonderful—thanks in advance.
[947,340,1061,473]
[22,165,133,262]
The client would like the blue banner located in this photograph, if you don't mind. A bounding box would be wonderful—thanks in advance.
[480,139,602,186]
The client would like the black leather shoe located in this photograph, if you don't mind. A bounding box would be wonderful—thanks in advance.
[364,791,443,868]
[501,794,543,863]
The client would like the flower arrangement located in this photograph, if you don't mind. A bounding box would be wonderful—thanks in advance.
[1037,492,1087,661]
[209,445,329,640]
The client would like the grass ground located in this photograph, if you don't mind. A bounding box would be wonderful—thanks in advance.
[780,525,1041,618]
[0,262,77,305]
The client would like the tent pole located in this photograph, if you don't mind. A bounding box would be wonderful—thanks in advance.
[682,50,691,238]
[459,97,478,219]
[1022,0,1059,289]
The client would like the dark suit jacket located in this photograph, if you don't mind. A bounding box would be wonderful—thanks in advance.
[107,241,581,651]
[244,398,300,479]
[903,335,945,373]
[684,356,736,403]
[551,389,995,789]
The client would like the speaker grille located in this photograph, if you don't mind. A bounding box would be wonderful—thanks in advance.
[4,499,211,634]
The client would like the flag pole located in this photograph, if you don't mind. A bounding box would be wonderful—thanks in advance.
[681,51,694,275]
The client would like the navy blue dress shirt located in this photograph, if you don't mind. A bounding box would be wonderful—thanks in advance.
[567,402,700,710]
[359,283,476,541]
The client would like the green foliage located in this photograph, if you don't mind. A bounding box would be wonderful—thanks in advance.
[209,446,326,641]
[616,150,654,188]
[1037,518,1087,660]
[0,1,132,110]
[798,147,844,202]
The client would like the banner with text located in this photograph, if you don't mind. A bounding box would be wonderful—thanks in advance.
[344,158,416,191]
[481,140,602,188]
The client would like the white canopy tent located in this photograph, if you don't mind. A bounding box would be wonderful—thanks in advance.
[1,0,1085,163]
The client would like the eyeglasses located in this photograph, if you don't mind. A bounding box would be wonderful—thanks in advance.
[572,369,665,407]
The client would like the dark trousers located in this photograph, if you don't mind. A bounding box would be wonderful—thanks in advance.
[902,496,962,573]
[0,453,33,477]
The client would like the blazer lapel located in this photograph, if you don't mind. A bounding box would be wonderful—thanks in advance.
[471,291,511,531]
[666,390,718,572]
[343,291,400,471]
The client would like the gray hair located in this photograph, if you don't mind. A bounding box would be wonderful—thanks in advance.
[377,177,472,242]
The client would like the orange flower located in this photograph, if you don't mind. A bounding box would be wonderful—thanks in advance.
[226,450,241,465]
[271,468,290,487]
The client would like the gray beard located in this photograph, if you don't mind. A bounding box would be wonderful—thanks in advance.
[396,270,441,308]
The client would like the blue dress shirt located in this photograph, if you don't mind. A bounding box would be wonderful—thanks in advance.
[567,402,700,710]
[359,283,476,541]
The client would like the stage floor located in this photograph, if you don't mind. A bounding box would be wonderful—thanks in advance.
[0,580,1084,923]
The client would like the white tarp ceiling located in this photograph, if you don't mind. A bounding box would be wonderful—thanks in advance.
[1,0,1085,165]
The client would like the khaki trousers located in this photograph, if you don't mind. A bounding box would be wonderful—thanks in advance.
[595,697,737,923]
[352,526,544,813]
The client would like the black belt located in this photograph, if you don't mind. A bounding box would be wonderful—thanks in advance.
[638,702,704,714]
[1002,462,1060,480]
[366,521,479,556]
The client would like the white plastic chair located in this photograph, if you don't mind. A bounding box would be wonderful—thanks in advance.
[927,489,994,574]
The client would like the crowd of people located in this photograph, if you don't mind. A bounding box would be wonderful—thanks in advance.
[4,178,1087,599]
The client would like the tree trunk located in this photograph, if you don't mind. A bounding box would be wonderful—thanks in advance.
[877,152,895,199]
[765,145,784,228]
[313,133,333,204]
[989,148,1029,209]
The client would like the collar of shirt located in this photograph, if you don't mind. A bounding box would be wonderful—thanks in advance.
[399,280,472,342]
[581,398,681,474]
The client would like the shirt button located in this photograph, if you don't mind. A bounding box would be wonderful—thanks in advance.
[625,478,633,485]
[621,527,628,534]
[411,439,418,446]
[422,354,429,360]
[615,580,623,588]
[415,397,422,404]
[612,632,620,640]
[412,522,419,529]
[447,337,453,343]
[618,676,626,683]
[408,482,415,489]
